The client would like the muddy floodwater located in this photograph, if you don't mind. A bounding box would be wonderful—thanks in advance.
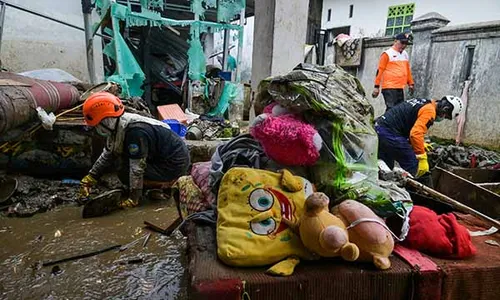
[0,202,187,299]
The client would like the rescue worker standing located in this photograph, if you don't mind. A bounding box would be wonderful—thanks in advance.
[372,33,414,110]
[375,96,463,177]
[79,92,190,209]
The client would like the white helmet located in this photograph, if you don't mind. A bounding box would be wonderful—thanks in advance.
[444,95,463,120]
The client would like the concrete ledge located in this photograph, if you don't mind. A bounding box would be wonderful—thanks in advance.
[411,12,450,32]
[363,36,394,48]
[432,20,500,42]
[186,140,223,163]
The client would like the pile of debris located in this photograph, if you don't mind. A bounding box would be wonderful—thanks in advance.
[1,174,123,217]
[429,144,500,169]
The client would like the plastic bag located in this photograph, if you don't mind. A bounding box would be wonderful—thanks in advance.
[229,84,244,124]
[206,82,241,117]
[36,107,56,130]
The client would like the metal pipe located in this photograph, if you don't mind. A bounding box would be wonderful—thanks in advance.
[82,0,96,84]
[222,28,230,72]
[0,0,108,40]
[0,2,6,55]
[235,8,245,82]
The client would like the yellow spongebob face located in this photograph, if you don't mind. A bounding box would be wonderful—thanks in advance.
[217,167,314,267]
[246,186,299,236]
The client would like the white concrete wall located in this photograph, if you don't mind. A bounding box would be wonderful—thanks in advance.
[1,0,104,82]
[322,0,500,37]
[251,0,309,90]
[271,0,309,75]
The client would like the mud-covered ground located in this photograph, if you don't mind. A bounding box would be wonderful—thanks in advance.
[2,174,124,218]
[0,199,187,299]
[1,171,188,299]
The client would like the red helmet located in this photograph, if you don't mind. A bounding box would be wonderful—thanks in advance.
[82,92,124,127]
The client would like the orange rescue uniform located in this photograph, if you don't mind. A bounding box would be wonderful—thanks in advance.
[376,99,437,155]
[374,47,414,89]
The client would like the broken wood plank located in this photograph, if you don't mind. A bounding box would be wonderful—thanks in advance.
[406,177,500,228]
[433,167,500,218]
[144,217,182,236]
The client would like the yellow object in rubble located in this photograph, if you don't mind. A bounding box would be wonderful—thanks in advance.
[217,168,315,269]
[119,198,139,208]
[416,153,430,177]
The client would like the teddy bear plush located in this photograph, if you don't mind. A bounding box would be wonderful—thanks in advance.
[250,103,322,166]
[284,192,360,261]
[331,200,395,270]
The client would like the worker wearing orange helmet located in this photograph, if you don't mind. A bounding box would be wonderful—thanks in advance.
[79,92,190,211]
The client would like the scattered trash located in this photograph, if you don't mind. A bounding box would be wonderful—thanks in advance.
[127,258,144,264]
[0,176,18,205]
[144,218,182,236]
[162,119,187,137]
[144,221,168,235]
[134,227,143,236]
[186,118,239,141]
[429,144,500,169]
[142,233,151,248]
[62,179,81,185]
[469,226,498,237]
[81,189,124,219]
[120,234,150,252]
[54,230,62,238]
[51,265,63,276]
[484,240,500,247]
[36,107,56,131]
[19,68,82,83]
[157,104,187,124]
[118,258,144,265]
[42,244,121,267]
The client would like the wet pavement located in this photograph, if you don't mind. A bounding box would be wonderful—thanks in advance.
[0,201,187,299]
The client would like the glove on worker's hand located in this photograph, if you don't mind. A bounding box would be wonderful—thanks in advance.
[424,142,434,152]
[80,174,97,198]
[416,153,430,177]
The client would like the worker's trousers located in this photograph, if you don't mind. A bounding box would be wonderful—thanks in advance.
[376,125,418,176]
[382,88,404,111]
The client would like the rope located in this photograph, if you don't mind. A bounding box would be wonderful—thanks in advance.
[346,217,405,242]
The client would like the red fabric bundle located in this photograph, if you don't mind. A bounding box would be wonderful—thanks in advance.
[403,206,476,259]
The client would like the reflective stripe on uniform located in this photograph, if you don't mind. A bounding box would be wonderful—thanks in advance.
[381,48,411,89]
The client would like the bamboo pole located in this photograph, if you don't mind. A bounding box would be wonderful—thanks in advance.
[406,177,500,228]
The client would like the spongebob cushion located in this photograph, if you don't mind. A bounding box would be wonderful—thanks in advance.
[217,167,314,267]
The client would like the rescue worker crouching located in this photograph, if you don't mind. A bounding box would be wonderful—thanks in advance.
[375,95,463,177]
[80,92,190,209]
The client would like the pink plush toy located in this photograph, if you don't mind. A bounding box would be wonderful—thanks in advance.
[250,103,322,166]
